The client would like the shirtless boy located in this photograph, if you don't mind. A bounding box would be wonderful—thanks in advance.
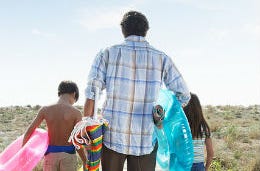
[22,80,86,171]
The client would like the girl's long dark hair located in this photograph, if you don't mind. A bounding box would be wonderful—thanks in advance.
[183,93,211,139]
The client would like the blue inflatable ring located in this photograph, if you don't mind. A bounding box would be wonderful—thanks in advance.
[154,89,194,171]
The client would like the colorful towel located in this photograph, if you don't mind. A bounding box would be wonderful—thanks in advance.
[68,117,108,171]
[85,124,107,171]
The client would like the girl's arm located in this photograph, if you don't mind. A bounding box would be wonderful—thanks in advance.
[205,137,214,171]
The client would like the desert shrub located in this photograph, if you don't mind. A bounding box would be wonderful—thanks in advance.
[210,160,222,171]
[210,123,221,132]
[224,125,238,148]
[33,105,41,110]
[241,136,252,144]
[233,150,242,159]
[26,104,32,108]
[248,125,260,139]
[212,127,224,139]
[252,161,260,171]
[221,158,236,170]
[210,156,237,171]
[1,105,260,171]
[39,121,47,129]
[223,111,233,120]
[235,112,242,118]
[251,148,260,171]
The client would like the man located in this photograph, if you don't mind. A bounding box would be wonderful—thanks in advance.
[84,11,190,171]
[23,81,86,171]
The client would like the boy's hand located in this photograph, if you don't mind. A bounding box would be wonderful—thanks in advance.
[85,144,91,150]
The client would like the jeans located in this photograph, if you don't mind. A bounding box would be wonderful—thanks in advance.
[191,162,205,171]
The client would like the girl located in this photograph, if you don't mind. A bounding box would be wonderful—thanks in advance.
[183,93,214,171]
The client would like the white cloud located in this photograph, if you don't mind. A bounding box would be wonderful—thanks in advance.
[76,2,143,31]
[242,23,260,40]
[208,28,230,42]
[32,28,41,35]
[207,22,260,44]
[171,0,230,11]
[78,8,123,30]
[31,28,56,38]
[178,47,205,58]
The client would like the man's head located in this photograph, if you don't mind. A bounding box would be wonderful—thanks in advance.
[58,80,79,102]
[120,11,149,38]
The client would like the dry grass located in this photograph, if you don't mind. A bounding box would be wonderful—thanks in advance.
[204,105,260,171]
[0,105,259,171]
[251,147,260,171]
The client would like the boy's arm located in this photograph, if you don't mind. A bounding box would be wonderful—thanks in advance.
[22,107,45,146]
[74,110,87,166]
[205,137,214,171]
[77,148,87,168]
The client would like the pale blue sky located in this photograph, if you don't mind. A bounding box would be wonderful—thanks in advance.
[0,0,259,106]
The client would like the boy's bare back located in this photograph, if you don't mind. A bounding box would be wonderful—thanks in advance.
[42,103,81,146]
[22,81,87,168]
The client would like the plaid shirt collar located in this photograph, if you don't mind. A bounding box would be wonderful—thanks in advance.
[125,35,147,42]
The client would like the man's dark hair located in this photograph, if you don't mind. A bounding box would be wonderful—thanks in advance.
[120,11,149,37]
[58,81,79,102]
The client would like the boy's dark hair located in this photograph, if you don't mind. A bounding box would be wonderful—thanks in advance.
[183,93,211,139]
[120,11,149,37]
[58,81,79,102]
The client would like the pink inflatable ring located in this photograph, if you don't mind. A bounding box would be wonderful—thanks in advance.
[0,128,49,171]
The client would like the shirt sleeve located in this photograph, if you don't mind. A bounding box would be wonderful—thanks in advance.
[163,55,190,106]
[85,49,108,100]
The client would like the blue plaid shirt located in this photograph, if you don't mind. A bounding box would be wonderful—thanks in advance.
[85,35,190,155]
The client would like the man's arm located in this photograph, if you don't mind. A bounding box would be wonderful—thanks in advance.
[163,56,190,106]
[22,107,45,146]
[85,50,108,116]
[84,99,95,117]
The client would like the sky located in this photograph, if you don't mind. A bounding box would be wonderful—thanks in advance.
[0,0,259,107]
